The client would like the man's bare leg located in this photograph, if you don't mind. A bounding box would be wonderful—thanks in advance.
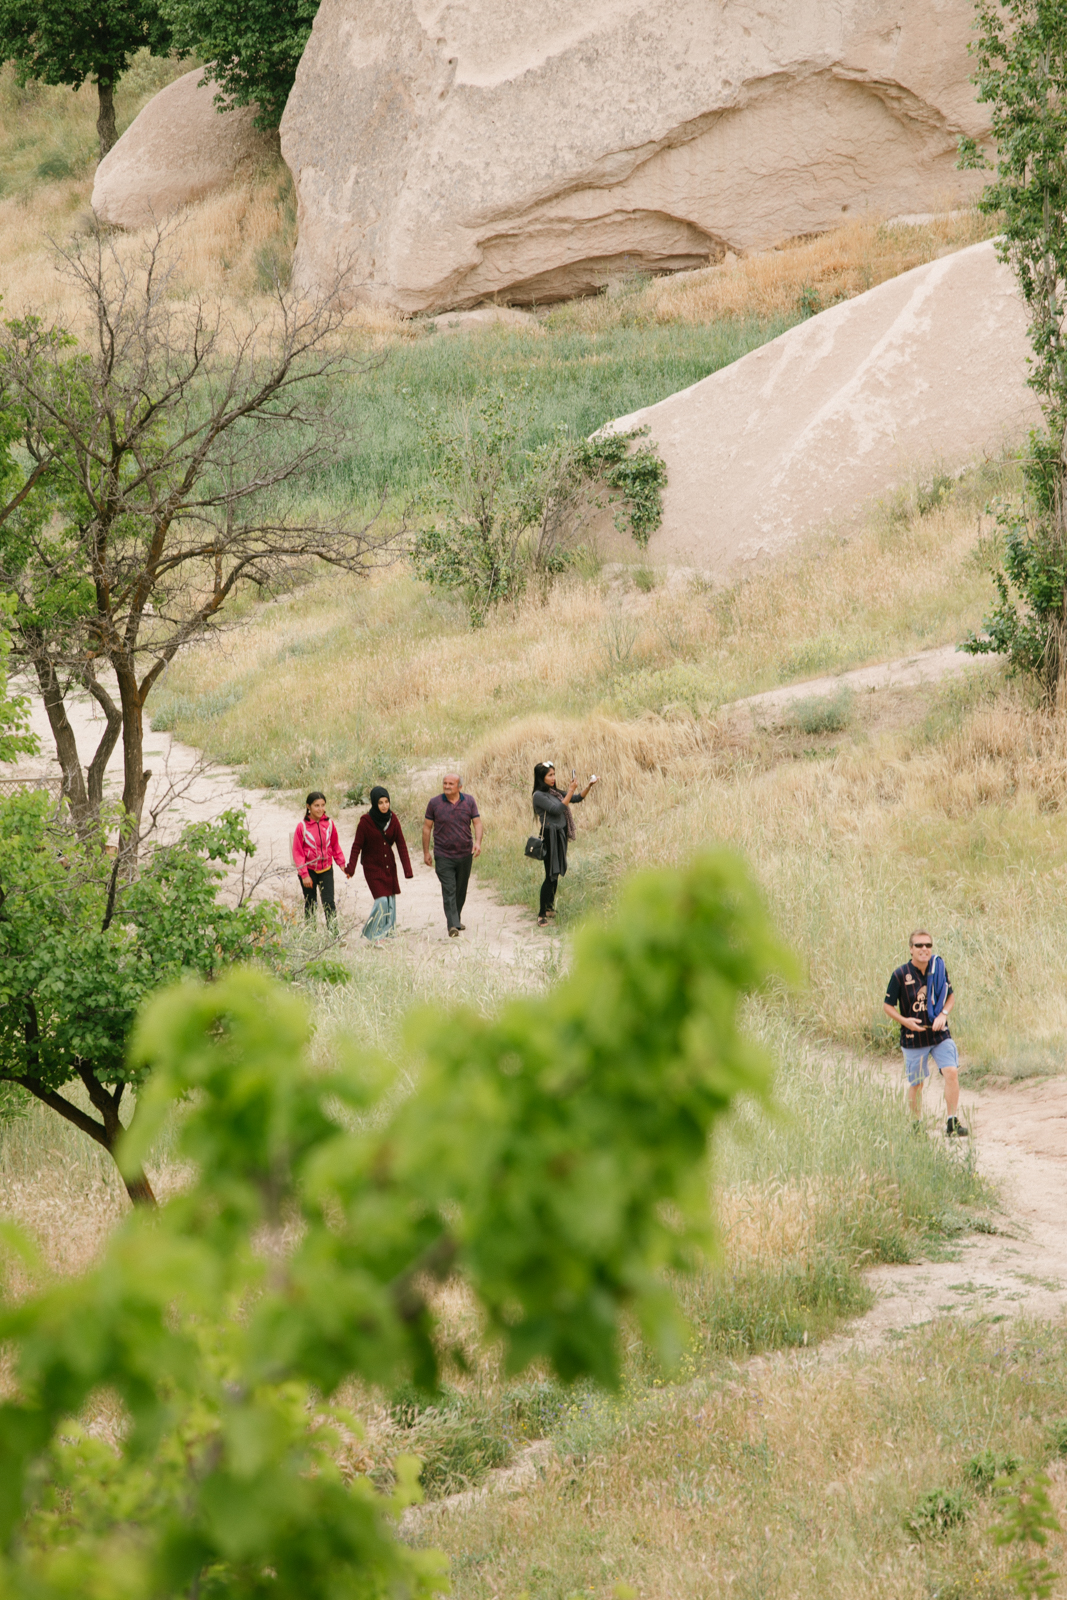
[941,1066,960,1118]
[908,1081,923,1118]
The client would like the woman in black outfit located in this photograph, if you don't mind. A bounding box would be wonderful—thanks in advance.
[532,761,598,926]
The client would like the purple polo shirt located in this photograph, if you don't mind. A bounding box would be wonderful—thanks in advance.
[424,792,480,858]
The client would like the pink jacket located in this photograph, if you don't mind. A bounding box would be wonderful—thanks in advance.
[292,815,346,877]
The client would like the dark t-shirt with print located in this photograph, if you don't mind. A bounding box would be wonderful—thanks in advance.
[884,961,953,1049]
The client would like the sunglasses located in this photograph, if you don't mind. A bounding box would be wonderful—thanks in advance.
[911,941,933,949]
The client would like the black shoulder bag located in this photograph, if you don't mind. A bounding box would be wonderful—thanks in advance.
[524,808,546,861]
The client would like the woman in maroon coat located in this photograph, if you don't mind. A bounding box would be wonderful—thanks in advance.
[344,786,413,941]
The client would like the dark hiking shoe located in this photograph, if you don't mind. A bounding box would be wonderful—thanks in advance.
[448,927,459,938]
[458,923,466,931]
[946,1116,969,1137]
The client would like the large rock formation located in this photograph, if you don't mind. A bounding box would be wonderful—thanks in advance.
[92,68,278,230]
[281,0,990,315]
[605,240,1040,577]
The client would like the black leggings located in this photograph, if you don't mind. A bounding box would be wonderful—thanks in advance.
[302,867,336,922]
[540,860,559,917]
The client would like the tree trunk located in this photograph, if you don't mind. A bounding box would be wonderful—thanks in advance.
[114,662,150,856]
[33,657,90,822]
[96,81,117,160]
[14,1068,156,1207]
[83,677,123,812]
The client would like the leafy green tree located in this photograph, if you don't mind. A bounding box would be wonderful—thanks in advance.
[0,0,171,156]
[412,391,667,625]
[162,0,319,128]
[960,1,1067,700]
[0,851,791,1597]
[0,794,282,1202]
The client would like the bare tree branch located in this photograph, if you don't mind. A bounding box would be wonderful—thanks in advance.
[0,224,399,852]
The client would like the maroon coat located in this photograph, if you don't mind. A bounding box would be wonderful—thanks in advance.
[346,812,413,898]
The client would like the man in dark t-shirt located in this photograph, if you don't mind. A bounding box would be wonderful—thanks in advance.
[883,928,967,1136]
[422,772,482,937]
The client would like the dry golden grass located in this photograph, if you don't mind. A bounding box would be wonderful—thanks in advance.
[0,1097,187,1289]
[553,209,999,332]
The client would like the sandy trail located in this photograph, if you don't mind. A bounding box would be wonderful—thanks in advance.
[729,641,983,723]
[814,1069,1067,1357]
[8,684,536,961]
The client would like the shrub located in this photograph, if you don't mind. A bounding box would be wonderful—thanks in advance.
[905,1487,971,1539]
[966,1450,1024,1493]
[785,686,854,736]
[411,391,666,624]
[1045,1420,1067,1459]
[383,1388,514,1499]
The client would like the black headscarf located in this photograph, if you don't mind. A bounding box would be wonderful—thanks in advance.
[532,762,556,795]
[369,785,392,833]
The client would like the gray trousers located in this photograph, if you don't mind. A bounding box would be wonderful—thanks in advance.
[434,853,472,929]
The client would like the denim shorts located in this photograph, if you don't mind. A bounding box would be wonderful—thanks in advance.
[901,1036,959,1087]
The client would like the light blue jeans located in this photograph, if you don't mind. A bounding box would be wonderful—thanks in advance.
[901,1036,959,1087]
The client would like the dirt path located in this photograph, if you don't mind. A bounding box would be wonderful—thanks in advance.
[729,641,983,723]
[814,1068,1067,1359]
[10,685,536,962]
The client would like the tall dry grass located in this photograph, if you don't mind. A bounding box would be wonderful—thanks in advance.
[549,210,998,333]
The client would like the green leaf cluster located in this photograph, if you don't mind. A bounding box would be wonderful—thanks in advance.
[992,1469,1062,1598]
[580,429,669,549]
[959,2,1067,700]
[0,599,37,766]
[163,0,318,127]
[0,851,790,1598]
[0,0,170,95]
[0,795,283,1179]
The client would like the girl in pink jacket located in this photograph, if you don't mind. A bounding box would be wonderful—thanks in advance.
[293,791,346,922]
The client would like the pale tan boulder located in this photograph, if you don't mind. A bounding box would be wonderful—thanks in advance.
[92,68,277,230]
[604,240,1040,577]
[425,306,540,335]
[281,0,990,315]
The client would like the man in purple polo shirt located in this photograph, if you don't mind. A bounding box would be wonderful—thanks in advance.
[422,772,483,937]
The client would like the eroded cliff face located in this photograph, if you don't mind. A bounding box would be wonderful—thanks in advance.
[280,0,989,314]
